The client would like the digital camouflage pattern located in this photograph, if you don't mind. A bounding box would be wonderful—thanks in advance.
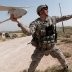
[29,15,72,48]
[16,8,72,72]
[28,15,72,72]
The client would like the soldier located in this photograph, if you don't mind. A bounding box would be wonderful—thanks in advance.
[13,5,72,72]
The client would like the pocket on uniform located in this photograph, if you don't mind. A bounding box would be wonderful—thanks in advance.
[31,39,37,47]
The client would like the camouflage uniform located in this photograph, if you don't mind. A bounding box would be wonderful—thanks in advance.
[28,15,72,72]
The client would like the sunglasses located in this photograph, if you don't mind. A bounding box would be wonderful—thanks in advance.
[41,7,48,11]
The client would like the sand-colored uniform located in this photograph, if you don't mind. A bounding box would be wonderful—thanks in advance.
[28,15,72,72]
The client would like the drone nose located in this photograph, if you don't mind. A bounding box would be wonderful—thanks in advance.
[23,9,27,15]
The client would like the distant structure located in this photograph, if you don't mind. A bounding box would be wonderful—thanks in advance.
[2,33,6,40]
[59,3,65,33]
[1,32,10,40]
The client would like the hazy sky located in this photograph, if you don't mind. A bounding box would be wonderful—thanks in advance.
[0,0,72,31]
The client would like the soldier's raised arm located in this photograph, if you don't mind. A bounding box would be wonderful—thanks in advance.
[17,21,36,35]
[55,15,72,23]
[10,15,36,35]
[17,22,30,35]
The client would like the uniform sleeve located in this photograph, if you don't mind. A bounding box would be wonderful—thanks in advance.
[29,21,36,34]
[17,22,31,35]
[55,15,72,23]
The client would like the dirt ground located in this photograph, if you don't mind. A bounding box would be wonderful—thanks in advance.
[0,36,72,72]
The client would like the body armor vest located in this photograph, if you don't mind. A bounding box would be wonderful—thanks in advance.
[31,16,57,47]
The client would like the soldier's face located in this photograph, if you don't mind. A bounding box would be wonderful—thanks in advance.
[39,7,48,16]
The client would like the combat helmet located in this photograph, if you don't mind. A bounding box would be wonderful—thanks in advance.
[37,4,48,15]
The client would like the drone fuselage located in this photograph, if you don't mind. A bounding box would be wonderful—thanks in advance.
[8,8,27,19]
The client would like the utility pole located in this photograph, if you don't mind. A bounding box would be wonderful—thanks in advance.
[59,3,65,33]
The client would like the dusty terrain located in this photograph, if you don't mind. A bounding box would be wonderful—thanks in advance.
[0,35,72,72]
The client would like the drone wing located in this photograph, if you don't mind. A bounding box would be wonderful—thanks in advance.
[0,5,9,11]
[0,5,27,11]
[0,5,27,17]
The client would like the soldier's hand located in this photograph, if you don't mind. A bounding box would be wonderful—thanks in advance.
[10,14,18,22]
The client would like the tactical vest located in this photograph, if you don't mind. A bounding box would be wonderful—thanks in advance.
[31,16,57,47]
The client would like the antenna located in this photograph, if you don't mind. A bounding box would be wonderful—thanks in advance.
[59,3,65,33]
